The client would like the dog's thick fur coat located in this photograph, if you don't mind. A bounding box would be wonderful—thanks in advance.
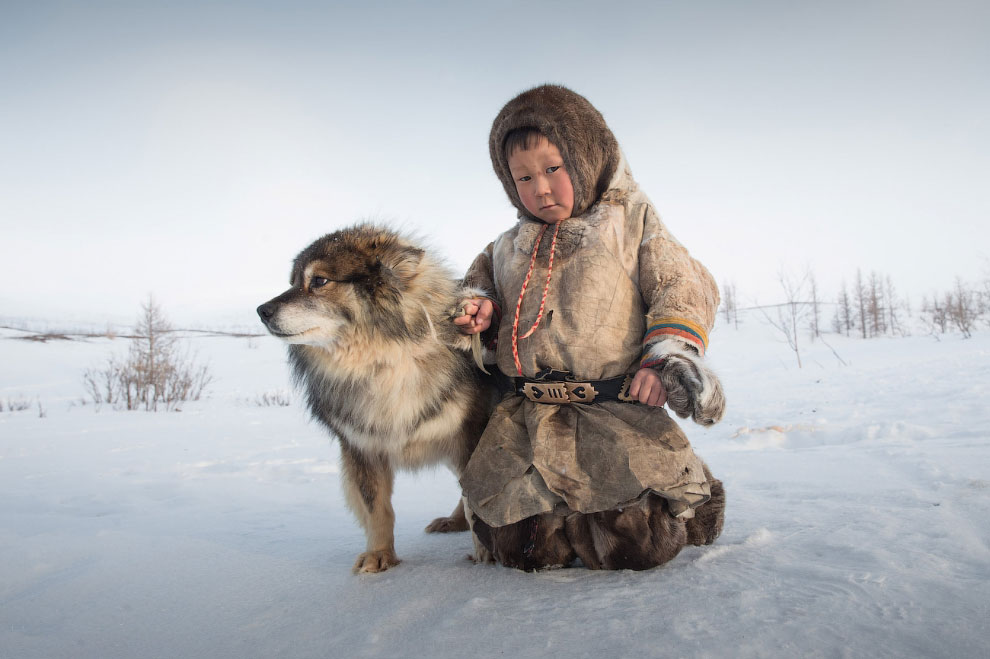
[258,225,494,573]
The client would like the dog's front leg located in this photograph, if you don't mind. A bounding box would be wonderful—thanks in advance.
[339,441,399,573]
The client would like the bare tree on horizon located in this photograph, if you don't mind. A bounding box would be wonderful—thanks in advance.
[760,268,811,368]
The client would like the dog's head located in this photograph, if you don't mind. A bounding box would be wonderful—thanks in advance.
[257,225,426,347]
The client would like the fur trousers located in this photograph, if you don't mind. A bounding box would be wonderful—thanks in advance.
[472,468,725,571]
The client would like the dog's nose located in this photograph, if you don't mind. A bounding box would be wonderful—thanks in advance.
[257,302,277,321]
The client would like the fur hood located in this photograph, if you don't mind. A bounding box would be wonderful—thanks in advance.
[489,84,621,220]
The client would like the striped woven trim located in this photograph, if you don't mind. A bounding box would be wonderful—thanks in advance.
[644,318,708,355]
[640,356,667,370]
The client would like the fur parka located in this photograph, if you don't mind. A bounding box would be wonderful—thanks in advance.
[460,85,724,528]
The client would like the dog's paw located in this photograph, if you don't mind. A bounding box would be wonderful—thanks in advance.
[353,549,400,574]
[425,515,469,533]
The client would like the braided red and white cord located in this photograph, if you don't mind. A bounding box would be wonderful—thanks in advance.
[510,221,563,376]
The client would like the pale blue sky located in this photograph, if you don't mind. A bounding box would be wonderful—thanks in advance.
[2,1,988,326]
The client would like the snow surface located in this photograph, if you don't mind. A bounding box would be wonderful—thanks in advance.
[2,319,989,659]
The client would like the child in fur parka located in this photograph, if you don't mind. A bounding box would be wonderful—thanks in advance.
[454,84,727,571]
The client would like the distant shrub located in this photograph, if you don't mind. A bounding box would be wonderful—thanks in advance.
[921,277,985,340]
[3,397,31,412]
[253,390,292,407]
[83,296,213,411]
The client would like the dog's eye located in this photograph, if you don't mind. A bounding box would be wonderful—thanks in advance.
[311,277,329,289]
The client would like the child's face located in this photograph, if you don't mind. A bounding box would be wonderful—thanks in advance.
[507,138,574,224]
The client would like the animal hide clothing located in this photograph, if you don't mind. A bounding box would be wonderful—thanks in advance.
[460,85,721,528]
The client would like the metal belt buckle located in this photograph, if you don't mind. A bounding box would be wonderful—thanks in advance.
[522,382,570,404]
[566,382,598,403]
[617,375,635,403]
[522,381,600,404]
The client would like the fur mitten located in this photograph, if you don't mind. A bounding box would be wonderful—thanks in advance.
[646,340,726,426]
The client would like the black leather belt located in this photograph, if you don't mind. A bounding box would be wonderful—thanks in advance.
[513,372,635,405]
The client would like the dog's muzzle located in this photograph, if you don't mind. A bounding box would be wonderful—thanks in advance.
[257,301,277,325]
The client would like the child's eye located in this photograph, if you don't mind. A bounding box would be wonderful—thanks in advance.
[546,166,560,174]
[517,175,531,182]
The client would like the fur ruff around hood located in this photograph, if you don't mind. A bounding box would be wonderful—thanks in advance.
[489,84,621,220]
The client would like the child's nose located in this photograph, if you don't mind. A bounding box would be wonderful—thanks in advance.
[535,176,551,196]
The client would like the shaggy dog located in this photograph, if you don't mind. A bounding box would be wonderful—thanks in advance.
[257,225,495,573]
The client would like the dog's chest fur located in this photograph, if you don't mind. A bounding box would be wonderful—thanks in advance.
[293,342,472,470]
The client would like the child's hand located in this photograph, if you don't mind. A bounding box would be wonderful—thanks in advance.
[628,368,667,407]
[453,298,493,335]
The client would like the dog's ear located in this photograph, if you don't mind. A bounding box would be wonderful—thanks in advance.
[381,245,424,287]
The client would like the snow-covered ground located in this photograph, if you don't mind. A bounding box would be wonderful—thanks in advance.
[2,317,988,658]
